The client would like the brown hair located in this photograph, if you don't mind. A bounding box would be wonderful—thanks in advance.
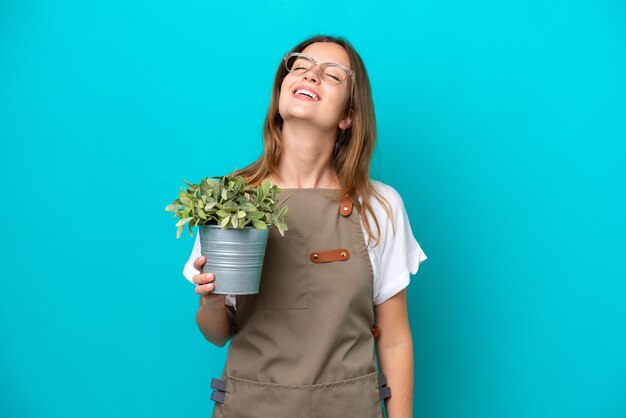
[233,34,394,246]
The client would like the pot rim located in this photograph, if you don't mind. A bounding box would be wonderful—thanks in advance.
[199,224,272,229]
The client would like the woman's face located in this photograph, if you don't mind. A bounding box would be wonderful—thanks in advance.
[278,42,353,132]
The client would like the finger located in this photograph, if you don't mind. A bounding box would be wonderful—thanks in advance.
[194,282,215,295]
[193,256,206,272]
[192,272,215,285]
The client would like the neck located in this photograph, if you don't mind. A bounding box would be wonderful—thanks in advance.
[269,121,340,189]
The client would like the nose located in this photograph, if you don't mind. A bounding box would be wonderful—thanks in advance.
[303,65,322,83]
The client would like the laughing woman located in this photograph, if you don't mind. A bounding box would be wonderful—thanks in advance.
[182,34,428,418]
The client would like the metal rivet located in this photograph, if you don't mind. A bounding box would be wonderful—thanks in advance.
[341,252,347,257]
[343,206,349,211]
[313,254,318,259]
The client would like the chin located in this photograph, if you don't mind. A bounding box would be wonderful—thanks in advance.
[279,105,315,122]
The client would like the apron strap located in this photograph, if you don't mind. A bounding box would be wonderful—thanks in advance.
[372,325,380,338]
[378,374,392,400]
[379,386,392,400]
[210,377,227,404]
[340,194,353,216]
[310,249,351,263]
[211,377,227,391]
[211,390,226,404]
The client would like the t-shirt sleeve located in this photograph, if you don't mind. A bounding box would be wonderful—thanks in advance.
[181,232,237,308]
[372,184,428,305]
[182,232,202,283]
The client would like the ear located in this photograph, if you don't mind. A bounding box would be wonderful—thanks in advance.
[338,110,353,130]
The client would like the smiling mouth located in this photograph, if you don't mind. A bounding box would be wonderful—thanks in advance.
[293,88,320,101]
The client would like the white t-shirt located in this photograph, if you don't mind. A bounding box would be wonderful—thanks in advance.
[182,180,427,308]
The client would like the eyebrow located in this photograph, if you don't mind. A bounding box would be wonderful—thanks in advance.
[299,53,351,69]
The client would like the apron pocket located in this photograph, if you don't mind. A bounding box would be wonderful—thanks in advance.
[223,375,312,418]
[310,372,383,418]
[256,234,309,310]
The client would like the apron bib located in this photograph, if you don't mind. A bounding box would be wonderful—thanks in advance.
[209,188,391,418]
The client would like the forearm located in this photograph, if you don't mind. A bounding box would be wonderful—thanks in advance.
[377,339,414,418]
[196,297,234,347]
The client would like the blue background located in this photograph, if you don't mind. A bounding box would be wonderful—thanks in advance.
[1,1,625,417]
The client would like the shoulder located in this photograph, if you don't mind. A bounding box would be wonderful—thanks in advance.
[369,179,405,208]
[356,179,414,250]
[359,179,407,223]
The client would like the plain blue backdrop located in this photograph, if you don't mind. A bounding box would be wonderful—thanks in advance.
[1,1,625,417]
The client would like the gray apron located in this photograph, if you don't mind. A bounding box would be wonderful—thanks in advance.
[209,188,391,418]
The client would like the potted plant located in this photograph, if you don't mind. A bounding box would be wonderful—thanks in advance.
[165,175,290,295]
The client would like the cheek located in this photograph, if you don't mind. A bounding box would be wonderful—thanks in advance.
[328,89,350,111]
[277,81,290,116]
[278,88,288,111]
[278,77,292,103]
[280,74,295,93]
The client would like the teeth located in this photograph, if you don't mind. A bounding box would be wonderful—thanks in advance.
[295,88,319,100]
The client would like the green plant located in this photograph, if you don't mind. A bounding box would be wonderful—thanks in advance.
[165,175,291,239]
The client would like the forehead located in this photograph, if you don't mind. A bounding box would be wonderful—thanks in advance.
[299,42,351,69]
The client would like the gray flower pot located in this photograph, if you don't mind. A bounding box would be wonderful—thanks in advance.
[199,224,270,295]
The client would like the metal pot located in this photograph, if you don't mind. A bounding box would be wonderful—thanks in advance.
[199,224,270,295]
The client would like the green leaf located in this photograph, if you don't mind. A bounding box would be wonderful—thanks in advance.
[205,178,219,188]
[236,210,246,219]
[281,193,293,205]
[221,189,228,200]
[233,181,244,196]
[231,215,238,228]
[278,205,288,218]
[252,219,267,230]
[222,201,238,211]
[216,209,230,218]
[175,217,193,227]
[239,203,257,212]
[204,201,217,210]
[276,222,285,236]
[176,224,184,239]
[220,216,230,227]
[164,203,179,212]
[197,209,207,219]
[247,211,264,220]
[262,179,270,196]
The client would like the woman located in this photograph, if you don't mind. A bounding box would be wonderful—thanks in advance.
[183,35,427,418]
